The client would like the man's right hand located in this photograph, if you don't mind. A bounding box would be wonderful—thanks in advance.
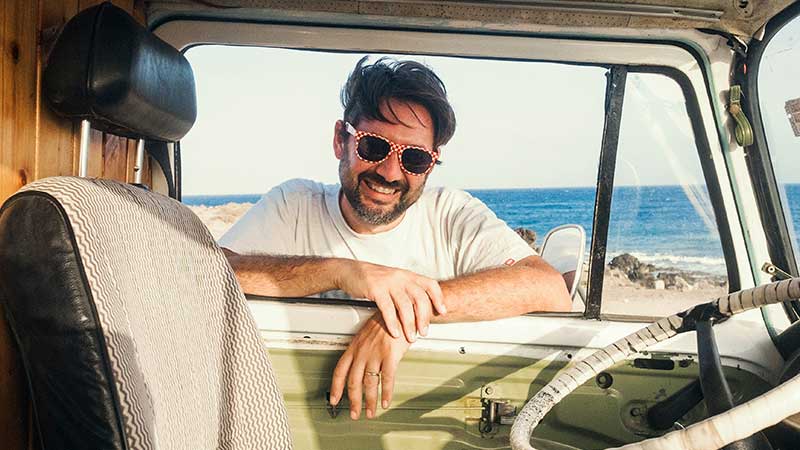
[335,260,447,342]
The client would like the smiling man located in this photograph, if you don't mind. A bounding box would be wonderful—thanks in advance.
[220,56,570,420]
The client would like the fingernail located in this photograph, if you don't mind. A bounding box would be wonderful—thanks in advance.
[329,396,337,405]
[351,411,359,420]
[391,326,401,337]
[366,409,374,419]
[422,325,429,336]
[440,305,448,314]
[382,400,389,409]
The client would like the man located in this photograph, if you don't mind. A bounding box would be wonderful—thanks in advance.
[221,56,571,421]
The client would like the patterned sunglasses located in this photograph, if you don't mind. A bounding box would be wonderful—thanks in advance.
[345,122,442,175]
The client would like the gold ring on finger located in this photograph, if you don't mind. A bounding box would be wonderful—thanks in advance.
[365,370,381,377]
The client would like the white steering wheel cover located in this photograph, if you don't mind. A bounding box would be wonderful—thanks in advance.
[510,278,800,450]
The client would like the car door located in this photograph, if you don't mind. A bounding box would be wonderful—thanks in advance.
[162,22,785,450]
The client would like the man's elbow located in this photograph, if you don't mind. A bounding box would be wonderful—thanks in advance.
[539,265,572,313]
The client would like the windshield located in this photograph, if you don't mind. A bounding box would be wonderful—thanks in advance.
[758,12,800,269]
[181,45,728,317]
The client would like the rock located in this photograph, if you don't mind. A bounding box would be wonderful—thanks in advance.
[609,253,654,282]
[695,277,727,290]
[604,267,630,286]
[658,273,694,291]
[643,275,665,289]
[515,227,537,248]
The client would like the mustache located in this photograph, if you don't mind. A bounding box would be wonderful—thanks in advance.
[359,172,407,191]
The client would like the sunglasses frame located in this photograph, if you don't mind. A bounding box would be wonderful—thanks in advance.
[344,122,442,176]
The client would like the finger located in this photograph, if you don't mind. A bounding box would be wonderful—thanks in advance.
[363,366,381,419]
[422,278,447,315]
[330,349,353,406]
[380,360,398,410]
[347,360,367,420]
[408,284,431,336]
[392,290,417,342]
[373,293,402,339]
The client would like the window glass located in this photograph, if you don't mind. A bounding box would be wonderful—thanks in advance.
[182,45,619,311]
[601,73,727,316]
[758,14,800,267]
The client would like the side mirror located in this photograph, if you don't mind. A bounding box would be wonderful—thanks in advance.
[539,225,586,303]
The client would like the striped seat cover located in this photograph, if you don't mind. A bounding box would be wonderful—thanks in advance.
[8,176,292,449]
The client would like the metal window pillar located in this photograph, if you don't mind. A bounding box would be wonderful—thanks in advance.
[584,65,627,320]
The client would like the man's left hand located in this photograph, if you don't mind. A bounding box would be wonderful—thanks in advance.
[329,312,412,420]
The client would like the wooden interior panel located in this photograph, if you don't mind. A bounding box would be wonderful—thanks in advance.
[87,128,105,177]
[1,0,38,203]
[103,134,131,181]
[36,0,79,180]
[1,0,152,203]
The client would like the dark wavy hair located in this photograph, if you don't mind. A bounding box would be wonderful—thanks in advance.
[341,56,457,149]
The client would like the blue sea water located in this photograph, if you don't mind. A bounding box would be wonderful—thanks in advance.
[184,184,800,276]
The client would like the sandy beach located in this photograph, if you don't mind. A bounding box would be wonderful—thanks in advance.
[190,202,727,317]
[190,202,255,240]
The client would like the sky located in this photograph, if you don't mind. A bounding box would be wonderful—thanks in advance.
[180,19,800,196]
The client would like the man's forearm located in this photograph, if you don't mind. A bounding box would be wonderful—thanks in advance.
[224,250,346,297]
[224,249,448,341]
[435,256,571,322]
[224,250,569,323]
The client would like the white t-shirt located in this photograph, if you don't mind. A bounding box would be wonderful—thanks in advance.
[219,179,535,288]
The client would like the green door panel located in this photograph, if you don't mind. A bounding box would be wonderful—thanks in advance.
[266,347,770,450]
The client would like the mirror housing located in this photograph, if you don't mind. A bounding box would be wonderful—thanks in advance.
[539,224,586,306]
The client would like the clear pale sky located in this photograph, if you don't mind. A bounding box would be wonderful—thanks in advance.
[180,19,799,196]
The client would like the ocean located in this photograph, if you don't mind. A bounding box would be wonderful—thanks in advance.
[184,184,800,276]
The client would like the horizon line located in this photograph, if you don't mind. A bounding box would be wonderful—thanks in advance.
[184,182,774,197]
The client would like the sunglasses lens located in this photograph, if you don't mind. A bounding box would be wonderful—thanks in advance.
[401,148,434,174]
[357,136,391,162]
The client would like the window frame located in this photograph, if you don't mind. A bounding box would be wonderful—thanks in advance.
[590,66,741,319]
[156,20,750,319]
[740,3,800,322]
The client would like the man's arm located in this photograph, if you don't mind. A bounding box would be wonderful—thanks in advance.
[223,249,446,342]
[223,249,342,297]
[437,254,572,321]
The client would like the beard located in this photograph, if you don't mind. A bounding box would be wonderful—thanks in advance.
[339,155,426,226]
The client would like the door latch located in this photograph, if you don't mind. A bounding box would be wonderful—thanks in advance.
[728,85,754,147]
[479,399,517,434]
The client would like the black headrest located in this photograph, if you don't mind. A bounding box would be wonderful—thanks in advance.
[43,2,196,142]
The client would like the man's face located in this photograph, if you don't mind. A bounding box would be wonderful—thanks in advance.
[334,99,436,232]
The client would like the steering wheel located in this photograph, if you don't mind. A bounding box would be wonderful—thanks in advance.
[510,278,800,450]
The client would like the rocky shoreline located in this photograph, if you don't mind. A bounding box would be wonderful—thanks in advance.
[513,227,726,292]
[605,253,727,291]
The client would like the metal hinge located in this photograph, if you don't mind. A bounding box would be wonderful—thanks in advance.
[761,262,792,281]
[728,85,754,147]
[479,398,517,434]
